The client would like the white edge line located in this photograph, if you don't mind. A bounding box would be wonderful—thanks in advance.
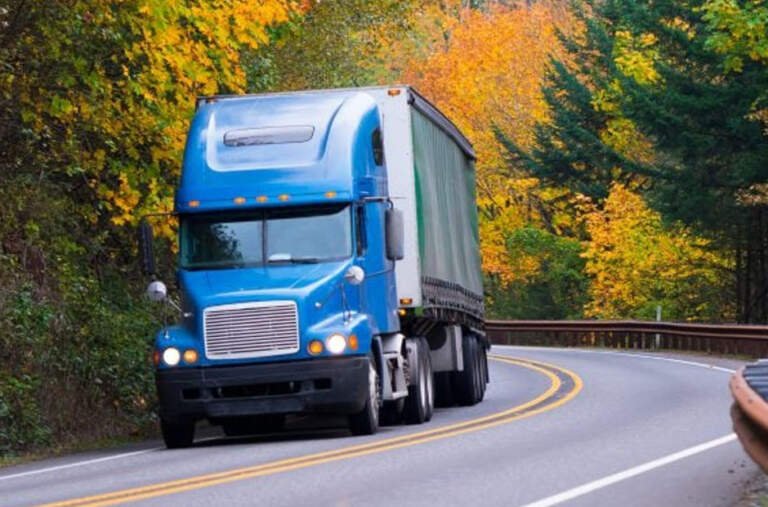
[0,448,160,482]
[493,345,736,373]
[518,433,738,507]
[0,436,222,482]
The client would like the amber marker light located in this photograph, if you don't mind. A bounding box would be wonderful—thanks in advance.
[348,335,359,351]
[256,195,268,203]
[308,340,324,355]
[399,297,413,305]
[278,194,290,202]
[233,196,246,205]
[152,350,160,366]
[183,349,199,364]
[388,88,401,96]
[325,191,337,199]
[188,200,201,208]
[398,308,407,316]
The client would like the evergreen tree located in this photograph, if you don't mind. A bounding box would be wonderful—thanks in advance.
[509,0,768,322]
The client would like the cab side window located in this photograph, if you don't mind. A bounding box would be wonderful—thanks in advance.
[372,128,384,167]
[355,205,367,256]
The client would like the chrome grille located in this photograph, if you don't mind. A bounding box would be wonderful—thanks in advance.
[203,301,299,359]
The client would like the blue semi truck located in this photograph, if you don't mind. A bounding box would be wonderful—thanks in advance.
[140,86,488,448]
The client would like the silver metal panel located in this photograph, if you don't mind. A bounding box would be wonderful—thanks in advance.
[203,301,299,359]
[364,87,422,307]
[431,325,463,372]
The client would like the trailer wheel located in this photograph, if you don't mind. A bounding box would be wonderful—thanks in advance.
[453,334,482,406]
[161,419,195,449]
[475,340,487,402]
[479,342,489,400]
[349,357,380,435]
[403,338,434,424]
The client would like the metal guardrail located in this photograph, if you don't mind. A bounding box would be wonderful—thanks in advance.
[485,319,768,472]
[731,364,768,473]
[485,319,768,356]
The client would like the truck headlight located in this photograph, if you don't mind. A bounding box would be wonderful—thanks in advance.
[325,334,346,355]
[162,347,181,366]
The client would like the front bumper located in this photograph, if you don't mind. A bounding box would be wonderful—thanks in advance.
[156,356,370,423]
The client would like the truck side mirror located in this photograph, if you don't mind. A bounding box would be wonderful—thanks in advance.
[138,219,156,276]
[385,208,404,261]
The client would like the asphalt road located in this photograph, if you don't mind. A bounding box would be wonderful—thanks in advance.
[0,347,757,507]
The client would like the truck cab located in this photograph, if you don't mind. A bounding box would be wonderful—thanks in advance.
[144,87,487,448]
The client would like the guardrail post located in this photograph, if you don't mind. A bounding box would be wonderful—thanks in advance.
[655,305,662,349]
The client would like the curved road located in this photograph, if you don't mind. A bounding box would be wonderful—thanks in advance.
[0,347,756,506]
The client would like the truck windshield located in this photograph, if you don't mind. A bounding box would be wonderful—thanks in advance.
[180,205,352,270]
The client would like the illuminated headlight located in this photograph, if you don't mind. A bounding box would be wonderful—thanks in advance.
[325,334,347,355]
[162,347,181,366]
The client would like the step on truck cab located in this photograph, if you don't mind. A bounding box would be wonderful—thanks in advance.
[140,86,488,448]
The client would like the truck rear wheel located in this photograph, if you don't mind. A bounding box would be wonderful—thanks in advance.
[403,337,434,424]
[452,334,483,406]
[434,372,455,407]
[349,358,380,435]
[380,399,405,426]
[161,419,195,449]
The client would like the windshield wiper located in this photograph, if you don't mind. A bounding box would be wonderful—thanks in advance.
[267,254,320,264]
[290,257,320,264]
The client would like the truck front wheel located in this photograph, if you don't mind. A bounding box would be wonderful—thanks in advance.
[161,419,195,449]
[349,358,380,435]
[403,337,434,424]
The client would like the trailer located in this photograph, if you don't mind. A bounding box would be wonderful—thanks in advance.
[140,86,488,448]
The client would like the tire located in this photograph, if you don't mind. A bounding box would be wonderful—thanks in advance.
[475,340,486,402]
[403,337,434,424]
[434,371,455,407]
[452,334,482,406]
[380,399,405,426]
[161,418,195,449]
[222,415,285,437]
[478,342,488,401]
[424,341,435,422]
[349,358,380,435]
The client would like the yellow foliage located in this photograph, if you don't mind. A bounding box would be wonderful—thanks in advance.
[583,184,731,319]
[614,30,662,85]
[14,0,298,240]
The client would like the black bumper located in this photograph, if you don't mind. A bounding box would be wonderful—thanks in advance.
[156,356,370,423]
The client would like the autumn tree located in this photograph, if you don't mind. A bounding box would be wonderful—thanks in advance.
[251,0,426,91]
[0,0,298,454]
[583,184,732,320]
[513,0,768,322]
[394,2,587,316]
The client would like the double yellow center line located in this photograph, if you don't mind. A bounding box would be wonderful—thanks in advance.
[43,356,583,507]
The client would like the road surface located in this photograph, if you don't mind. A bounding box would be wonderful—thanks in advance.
[0,347,756,507]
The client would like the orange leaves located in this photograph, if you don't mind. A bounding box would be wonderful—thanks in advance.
[403,2,573,180]
[392,2,576,287]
